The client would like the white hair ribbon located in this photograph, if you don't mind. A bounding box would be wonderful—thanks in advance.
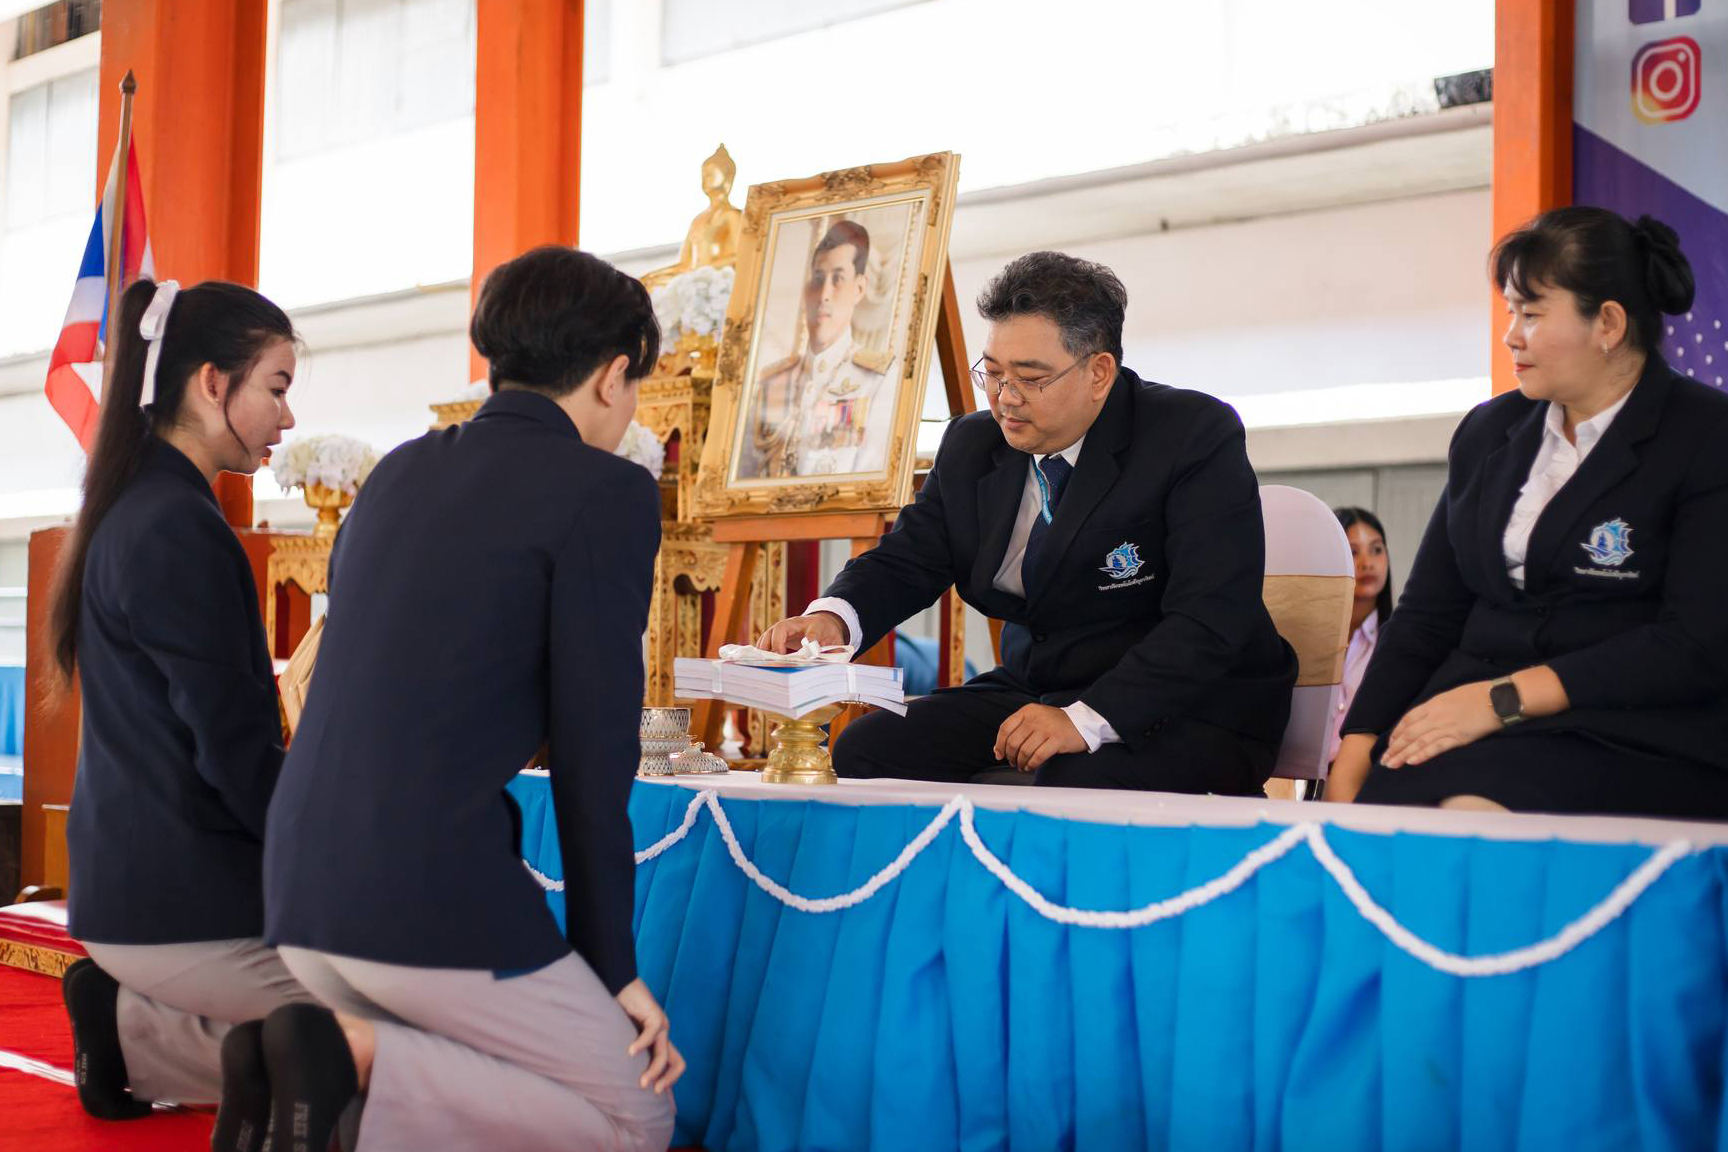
[137,279,180,407]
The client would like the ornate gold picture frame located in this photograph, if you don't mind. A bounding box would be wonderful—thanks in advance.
[694,151,959,518]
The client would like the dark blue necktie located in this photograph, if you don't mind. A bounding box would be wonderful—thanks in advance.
[1020,453,1074,596]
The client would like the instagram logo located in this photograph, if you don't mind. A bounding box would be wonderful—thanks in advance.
[1632,36,1701,122]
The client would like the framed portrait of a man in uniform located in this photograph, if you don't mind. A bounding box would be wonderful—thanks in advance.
[695,151,959,518]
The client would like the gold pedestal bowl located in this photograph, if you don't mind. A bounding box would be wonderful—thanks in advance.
[303,483,354,539]
[759,703,845,786]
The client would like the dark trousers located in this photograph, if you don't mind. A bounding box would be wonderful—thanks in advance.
[833,673,1275,794]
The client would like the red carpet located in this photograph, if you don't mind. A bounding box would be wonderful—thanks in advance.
[0,964,215,1150]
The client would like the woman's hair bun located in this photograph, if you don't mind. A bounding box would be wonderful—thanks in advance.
[1632,214,1696,316]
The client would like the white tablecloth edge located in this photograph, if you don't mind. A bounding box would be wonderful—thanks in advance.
[626,771,1728,849]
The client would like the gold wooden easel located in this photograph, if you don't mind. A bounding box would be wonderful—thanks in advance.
[692,262,976,752]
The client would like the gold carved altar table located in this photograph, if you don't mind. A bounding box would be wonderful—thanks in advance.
[264,533,332,651]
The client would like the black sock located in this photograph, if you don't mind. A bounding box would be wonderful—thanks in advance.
[261,1003,359,1152]
[61,958,152,1120]
[336,1091,365,1152]
[212,1020,272,1152]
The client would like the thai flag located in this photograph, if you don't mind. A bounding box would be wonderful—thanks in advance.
[44,138,153,451]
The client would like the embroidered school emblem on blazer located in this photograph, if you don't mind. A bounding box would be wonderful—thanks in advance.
[1099,541,1145,580]
[1580,518,1635,567]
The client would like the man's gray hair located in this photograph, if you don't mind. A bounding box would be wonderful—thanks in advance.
[976,251,1126,366]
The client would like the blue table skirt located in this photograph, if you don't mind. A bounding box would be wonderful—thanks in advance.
[506,774,1728,1152]
[0,663,23,758]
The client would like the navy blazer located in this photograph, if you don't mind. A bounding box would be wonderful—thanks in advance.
[1344,360,1728,769]
[68,439,283,944]
[264,390,660,994]
[824,369,1297,749]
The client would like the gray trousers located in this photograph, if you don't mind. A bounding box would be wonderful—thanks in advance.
[81,938,313,1104]
[279,947,675,1152]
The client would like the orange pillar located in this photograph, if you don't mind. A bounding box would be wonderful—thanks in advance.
[98,0,268,523]
[1491,0,1575,394]
[471,0,585,383]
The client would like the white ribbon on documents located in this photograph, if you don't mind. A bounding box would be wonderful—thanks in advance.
[716,639,856,666]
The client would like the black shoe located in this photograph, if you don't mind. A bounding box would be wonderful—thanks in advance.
[213,1020,273,1152]
[61,957,152,1120]
[260,1003,359,1152]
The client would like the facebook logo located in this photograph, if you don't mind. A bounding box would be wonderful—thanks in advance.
[1630,0,1701,23]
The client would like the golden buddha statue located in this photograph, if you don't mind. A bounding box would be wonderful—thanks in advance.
[642,144,743,288]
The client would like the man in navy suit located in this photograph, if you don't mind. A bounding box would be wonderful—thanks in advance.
[761,251,1297,792]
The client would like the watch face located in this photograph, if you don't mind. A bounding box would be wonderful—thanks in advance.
[1490,681,1521,719]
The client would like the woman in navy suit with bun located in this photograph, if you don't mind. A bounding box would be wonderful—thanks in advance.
[1329,207,1728,818]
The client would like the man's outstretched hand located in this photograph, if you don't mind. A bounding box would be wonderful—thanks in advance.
[758,611,848,655]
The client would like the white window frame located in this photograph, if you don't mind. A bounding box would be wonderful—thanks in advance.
[0,25,100,362]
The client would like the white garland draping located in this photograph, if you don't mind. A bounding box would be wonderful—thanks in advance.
[525,789,1694,979]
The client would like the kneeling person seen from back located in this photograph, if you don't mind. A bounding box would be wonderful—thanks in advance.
[251,247,680,1152]
[760,251,1297,792]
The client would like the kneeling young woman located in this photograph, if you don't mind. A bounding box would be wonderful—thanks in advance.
[53,277,311,1130]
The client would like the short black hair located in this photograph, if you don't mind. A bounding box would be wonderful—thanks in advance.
[470,246,660,396]
[1491,206,1694,355]
[977,251,1126,366]
[813,220,869,276]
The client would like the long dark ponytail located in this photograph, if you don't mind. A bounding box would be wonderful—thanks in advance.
[48,277,295,681]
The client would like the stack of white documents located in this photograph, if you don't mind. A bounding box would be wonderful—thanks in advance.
[674,649,905,718]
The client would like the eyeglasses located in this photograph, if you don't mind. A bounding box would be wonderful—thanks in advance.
[970,355,1090,402]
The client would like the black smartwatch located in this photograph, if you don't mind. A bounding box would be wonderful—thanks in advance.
[1489,676,1525,727]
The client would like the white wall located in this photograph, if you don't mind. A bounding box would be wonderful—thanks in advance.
[579,0,1492,255]
[948,187,1492,415]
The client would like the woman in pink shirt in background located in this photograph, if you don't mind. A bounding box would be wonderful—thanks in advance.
[1326,507,1394,769]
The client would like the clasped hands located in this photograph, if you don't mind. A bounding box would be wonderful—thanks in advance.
[759,613,1085,772]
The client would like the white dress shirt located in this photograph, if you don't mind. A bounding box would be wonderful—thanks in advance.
[808,434,1125,752]
[1502,390,1633,589]
[1325,610,1379,765]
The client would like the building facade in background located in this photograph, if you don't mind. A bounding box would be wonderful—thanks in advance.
[0,0,1500,665]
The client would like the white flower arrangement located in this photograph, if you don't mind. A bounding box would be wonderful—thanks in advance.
[457,378,491,401]
[650,265,734,345]
[614,421,666,480]
[270,434,379,496]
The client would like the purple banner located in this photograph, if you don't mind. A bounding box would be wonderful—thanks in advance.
[1575,127,1727,386]
[1575,0,1726,389]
